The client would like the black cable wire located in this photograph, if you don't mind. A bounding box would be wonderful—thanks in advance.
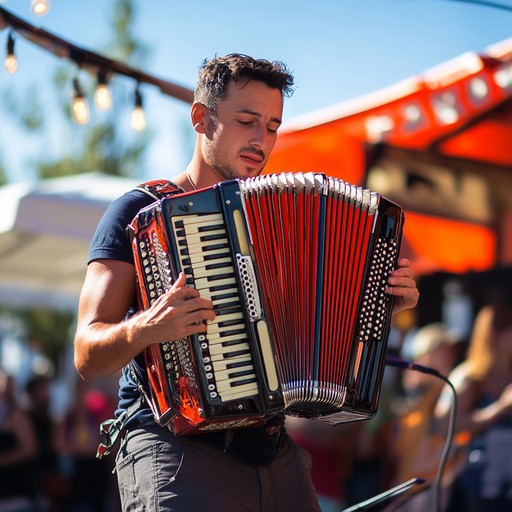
[432,373,457,512]
[440,0,512,12]
[385,355,458,512]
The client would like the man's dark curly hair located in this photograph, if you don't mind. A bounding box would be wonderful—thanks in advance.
[194,53,294,114]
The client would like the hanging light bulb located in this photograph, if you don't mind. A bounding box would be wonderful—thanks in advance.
[71,77,90,125]
[4,31,18,74]
[131,85,146,131]
[95,70,112,110]
[31,0,50,16]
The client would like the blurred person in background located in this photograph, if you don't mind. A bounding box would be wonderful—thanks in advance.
[0,366,38,511]
[54,377,115,512]
[434,297,512,511]
[25,374,70,512]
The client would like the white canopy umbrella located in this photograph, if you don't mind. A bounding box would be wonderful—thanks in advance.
[0,173,140,310]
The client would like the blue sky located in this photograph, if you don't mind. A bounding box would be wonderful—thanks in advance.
[1,0,511,183]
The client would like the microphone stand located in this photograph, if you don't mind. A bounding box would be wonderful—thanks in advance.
[342,356,457,512]
[342,477,426,511]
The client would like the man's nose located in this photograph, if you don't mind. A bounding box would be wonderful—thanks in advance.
[249,123,268,148]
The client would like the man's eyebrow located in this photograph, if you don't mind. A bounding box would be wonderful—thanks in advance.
[236,108,282,125]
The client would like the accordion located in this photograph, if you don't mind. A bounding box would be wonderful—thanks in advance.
[128,172,404,436]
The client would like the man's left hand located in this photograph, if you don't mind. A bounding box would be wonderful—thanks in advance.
[386,258,419,314]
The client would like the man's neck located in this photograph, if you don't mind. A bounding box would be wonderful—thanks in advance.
[173,166,216,193]
[174,152,224,192]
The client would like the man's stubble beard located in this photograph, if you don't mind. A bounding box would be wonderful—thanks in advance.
[203,143,239,182]
[202,118,243,182]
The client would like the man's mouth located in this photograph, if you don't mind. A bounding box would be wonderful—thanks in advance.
[240,151,264,167]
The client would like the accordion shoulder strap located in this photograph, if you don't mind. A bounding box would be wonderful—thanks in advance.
[132,179,183,201]
[129,178,182,404]
[96,362,148,459]
[96,179,185,458]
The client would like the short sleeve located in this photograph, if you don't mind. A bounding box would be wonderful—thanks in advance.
[88,190,154,265]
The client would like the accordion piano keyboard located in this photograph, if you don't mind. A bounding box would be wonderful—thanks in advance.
[172,212,259,402]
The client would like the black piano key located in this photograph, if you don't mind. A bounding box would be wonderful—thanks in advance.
[197,223,225,233]
[223,349,252,359]
[219,338,248,347]
[223,360,253,370]
[230,376,258,387]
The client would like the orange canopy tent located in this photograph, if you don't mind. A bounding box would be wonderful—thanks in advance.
[266,38,512,275]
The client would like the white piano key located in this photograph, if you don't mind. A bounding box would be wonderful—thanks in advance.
[193,258,233,277]
[201,287,239,301]
[205,296,241,308]
[196,277,237,290]
[211,354,253,371]
[217,381,259,398]
[179,214,223,228]
[214,366,255,381]
[185,231,227,247]
[206,311,244,331]
[185,236,228,251]
[190,247,231,263]
[207,332,248,343]
[208,342,250,356]
[190,257,233,270]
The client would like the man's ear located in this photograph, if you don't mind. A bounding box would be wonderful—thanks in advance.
[190,102,210,134]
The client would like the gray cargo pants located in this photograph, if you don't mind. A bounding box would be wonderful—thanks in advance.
[115,424,321,511]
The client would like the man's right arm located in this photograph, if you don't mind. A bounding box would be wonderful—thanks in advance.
[74,259,215,381]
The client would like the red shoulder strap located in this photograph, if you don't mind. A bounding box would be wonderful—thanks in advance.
[133,179,182,201]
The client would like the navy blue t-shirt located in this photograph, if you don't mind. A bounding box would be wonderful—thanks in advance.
[88,187,172,428]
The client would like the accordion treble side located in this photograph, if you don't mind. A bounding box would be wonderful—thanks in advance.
[240,173,404,424]
[128,172,405,435]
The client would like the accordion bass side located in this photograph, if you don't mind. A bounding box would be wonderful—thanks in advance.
[129,179,284,435]
[128,172,405,435]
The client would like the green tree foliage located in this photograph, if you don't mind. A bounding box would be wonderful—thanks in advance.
[17,308,75,376]
[0,161,7,187]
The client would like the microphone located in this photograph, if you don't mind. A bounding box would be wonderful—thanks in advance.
[385,354,444,378]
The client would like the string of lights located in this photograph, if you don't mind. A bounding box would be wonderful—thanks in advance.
[0,5,194,129]
[31,0,50,16]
